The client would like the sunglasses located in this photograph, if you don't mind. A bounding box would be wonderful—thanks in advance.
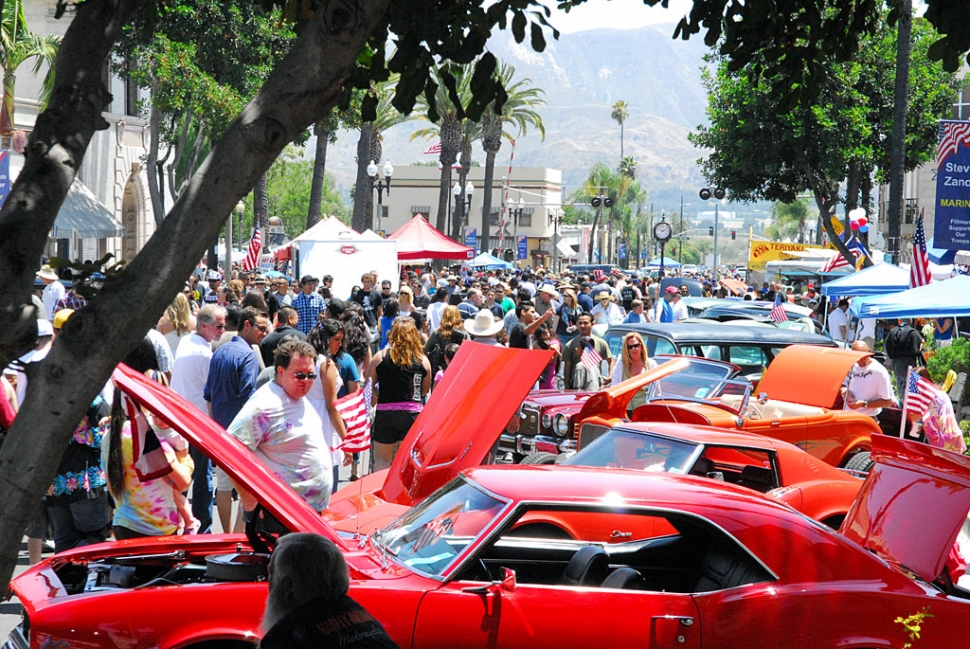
[255,324,269,333]
[627,343,642,350]
[289,371,317,381]
[212,323,226,330]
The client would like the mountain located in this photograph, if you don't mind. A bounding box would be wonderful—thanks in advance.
[322,24,713,203]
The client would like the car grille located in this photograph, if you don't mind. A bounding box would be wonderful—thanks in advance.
[520,406,540,437]
[579,423,610,450]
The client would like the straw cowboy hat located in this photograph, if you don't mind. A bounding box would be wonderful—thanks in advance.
[596,291,613,301]
[464,310,504,337]
[36,264,58,281]
[538,284,560,300]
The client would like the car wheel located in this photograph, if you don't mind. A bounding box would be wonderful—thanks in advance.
[843,451,874,473]
[520,451,558,465]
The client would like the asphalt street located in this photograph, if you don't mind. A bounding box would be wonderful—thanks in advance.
[0,455,367,642]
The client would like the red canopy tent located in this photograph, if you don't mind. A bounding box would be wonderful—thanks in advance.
[388,215,474,260]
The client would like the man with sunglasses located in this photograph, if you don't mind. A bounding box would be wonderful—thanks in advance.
[227,340,333,514]
[171,304,227,531]
[205,306,270,533]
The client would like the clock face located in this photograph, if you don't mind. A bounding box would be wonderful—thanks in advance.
[654,222,672,241]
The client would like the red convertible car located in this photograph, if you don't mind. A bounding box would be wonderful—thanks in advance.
[8,362,970,648]
[561,421,863,528]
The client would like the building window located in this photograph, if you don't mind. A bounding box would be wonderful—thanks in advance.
[953,89,970,120]
[904,198,918,225]
[125,57,139,117]
[411,205,431,218]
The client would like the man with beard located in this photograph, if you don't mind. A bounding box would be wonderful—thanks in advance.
[260,533,397,648]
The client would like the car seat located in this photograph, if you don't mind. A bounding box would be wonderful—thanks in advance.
[563,545,610,587]
[601,567,647,590]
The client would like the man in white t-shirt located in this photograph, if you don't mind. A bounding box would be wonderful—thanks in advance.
[227,339,333,514]
[828,299,850,342]
[843,340,895,418]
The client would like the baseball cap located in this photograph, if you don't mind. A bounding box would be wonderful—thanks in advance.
[300,275,318,285]
[206,270,222,282]
[665,286,680,294]
[52,309,74,330]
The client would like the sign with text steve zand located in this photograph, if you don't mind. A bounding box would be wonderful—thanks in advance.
[0,150,10,209]
[935,120,970,249]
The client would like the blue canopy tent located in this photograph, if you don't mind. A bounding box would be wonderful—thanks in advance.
[820,263,910,297]
[849,276,970,319]
[927,237,957,265]
[463,251,513,270]
[646,256,682,268]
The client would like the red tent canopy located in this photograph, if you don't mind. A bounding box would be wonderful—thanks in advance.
[388,215,474,260]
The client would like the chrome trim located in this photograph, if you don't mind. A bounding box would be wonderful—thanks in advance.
[2,627,28,649]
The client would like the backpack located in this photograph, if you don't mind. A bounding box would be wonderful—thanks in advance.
[620,285,635,311]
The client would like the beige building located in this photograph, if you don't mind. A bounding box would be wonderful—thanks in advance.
[14,1,159,264]
[377,164,563,266]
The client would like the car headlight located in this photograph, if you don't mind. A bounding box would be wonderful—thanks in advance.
[554,414,569,437]
[541,414,552,430]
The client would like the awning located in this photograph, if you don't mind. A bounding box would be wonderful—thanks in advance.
[50,178,126,239]
[387,214,474,260]
[9,153,124,239]
[556,239,576,256]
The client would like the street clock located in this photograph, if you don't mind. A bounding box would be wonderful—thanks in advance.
[653,221,673,242]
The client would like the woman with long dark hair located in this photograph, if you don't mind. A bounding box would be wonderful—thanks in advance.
[365,318,431,471]
[307,320,353,493]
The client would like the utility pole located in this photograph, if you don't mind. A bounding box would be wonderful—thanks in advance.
[713,203,720,271]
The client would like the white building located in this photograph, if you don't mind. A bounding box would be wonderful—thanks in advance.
[14,1,158,264]
[379,164,563,268]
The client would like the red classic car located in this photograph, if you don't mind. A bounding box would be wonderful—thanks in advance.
[561,421,863,528]
[9,360,970,648]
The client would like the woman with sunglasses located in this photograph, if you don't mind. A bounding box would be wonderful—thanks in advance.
[365,318,431,471]
[611,332,657,412]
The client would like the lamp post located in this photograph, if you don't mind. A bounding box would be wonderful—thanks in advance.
[225,200,242,274]
[549,207,563,273]
[453,180,474,244]
[367,160,393,233]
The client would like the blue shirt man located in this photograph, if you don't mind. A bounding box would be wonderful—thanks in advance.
[292,275,326,334]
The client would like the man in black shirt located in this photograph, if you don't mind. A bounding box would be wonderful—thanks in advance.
[352,272,383,350]
[261,533,398,649]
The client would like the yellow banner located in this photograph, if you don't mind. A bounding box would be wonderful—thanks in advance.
[830,216,844,237]
[747,241,826,271]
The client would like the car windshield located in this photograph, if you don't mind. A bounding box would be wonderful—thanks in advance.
[563,428,701,474]
[375,477,508,578]
[646,357,742,401]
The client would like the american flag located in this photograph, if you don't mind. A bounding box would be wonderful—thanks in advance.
[906,370,945,418]
[242,226,261,272]
[938,120,970,167]
[424,141,442,155]
[334,380,372,453]
[770,293,788,324]
[819,238,866,273]
[580,338,603,371]
[910,210,931,288]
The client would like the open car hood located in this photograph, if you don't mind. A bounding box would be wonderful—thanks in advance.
[379,343,551,506]
[841,435,970,584]
[112,365,345,548]
[576,357,693,422]
[755,345,869,407]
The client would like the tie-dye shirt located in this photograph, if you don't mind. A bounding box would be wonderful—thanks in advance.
[103,423,179,536]
[226,381,333,512]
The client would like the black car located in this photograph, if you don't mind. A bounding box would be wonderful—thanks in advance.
[604,322,837,381]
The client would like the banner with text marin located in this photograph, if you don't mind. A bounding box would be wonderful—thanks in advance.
[935,120,970,250]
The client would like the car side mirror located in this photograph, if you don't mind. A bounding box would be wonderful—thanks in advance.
[501,567,517,592]
[758,392,768,405]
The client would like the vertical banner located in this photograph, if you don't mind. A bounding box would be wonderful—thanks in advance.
[464,226,477,249]
[618,241,627,261]
[935,119,970,249]
[581,226,591,260]
[0,150,10,209]
[517,235,528,260]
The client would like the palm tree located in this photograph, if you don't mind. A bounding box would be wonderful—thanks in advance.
[0,0,60,148]
[479,63,545,253]
[618,155,637,180]
[611,100,629,163]
[411,63,472,237]
[766,198,812,242]
[307,110,339,230]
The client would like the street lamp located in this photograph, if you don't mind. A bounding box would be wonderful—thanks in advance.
[367,159,393,232]
[549,207,563,273]
[453,180,474,243]
[509,196,526,263]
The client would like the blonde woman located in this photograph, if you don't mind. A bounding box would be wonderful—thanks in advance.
[366,318,431,470]
[424,305,467,378]
[157,293,197,356]
[397,285,414,317]
[610,332,657,412]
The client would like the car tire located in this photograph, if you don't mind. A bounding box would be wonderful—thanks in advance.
[843,451,874,473]
[520,451,558,465]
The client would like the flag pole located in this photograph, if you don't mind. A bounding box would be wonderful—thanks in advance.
[899,366,912,439]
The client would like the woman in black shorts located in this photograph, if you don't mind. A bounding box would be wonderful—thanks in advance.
[365,317,431,470]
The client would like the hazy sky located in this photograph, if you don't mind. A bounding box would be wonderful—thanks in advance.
[540,0,695,34]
